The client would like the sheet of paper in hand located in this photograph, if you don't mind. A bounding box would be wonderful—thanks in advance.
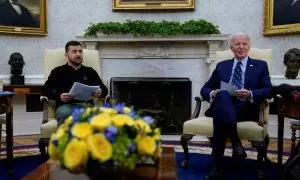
[220,81,237,96]
[68,82,101,101]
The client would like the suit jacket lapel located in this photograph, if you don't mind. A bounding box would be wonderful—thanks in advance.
[225,59,234,83]
[6,1,20,17]
[244,57,253,89]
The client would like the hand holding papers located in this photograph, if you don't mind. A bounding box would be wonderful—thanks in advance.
[68,82,101,101]
[220,81,238,96]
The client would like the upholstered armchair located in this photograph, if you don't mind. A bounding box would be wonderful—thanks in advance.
[180,48,273,177]
[38,48,106,155]
[0,116,5,151]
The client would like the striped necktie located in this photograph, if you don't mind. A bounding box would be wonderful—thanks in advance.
[231,61,242,89]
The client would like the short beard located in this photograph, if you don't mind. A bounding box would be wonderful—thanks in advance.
[69,59,82,67]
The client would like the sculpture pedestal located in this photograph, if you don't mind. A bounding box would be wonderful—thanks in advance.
[10,75,24,85]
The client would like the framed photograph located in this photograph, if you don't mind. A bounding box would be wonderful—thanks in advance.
[112,0,195,11]
[264,0,300,36]
[0,0,47,36]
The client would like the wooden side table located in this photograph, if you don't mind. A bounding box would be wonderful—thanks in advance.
[0,92,14,178]
[3,84,43,94]
[290,121,300,152]
[277,96,300,166]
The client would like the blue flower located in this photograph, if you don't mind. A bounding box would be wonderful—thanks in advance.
[52,139,58,146]
[127,143,137,153]
[71,108,85,122]
[115,103,125,113]
[129,110,137,117]
[104,131,116,143]
[106,125,118,135]
[142,116,154,124]
[104,126,117,143]
[67,129,72,137]
[102,101,111,108]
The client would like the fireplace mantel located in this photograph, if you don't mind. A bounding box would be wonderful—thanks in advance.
[76,34,229,43]
[76,34,230,76]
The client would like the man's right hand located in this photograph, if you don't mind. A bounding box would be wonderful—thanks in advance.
[60,93,73,102]
[211,89,220,98]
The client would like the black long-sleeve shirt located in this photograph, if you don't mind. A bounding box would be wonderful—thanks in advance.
[42,63,108,108]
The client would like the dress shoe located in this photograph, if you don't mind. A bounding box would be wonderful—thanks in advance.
[232,144,247,160]
[204,165,224,180]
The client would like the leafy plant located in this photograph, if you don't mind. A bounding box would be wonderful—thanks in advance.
[84,19,220,37]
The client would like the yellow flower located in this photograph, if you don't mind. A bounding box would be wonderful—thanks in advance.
[48,142,60,160]
[154,146,162,159]
[85,107,92,115]
[92,107,98,112]
[63,138,88,170]
[71,122,93,139]
[90,113,111,131]
[111,114,134,127]
[48,135,59,160]
[87,134,112,162]
[153,128,161,141]
[136,135,156,156]
[64,116,73,127]
[99,107,117,115]
[56,124,67,139]
[134,119,151,133]
[123,107,132,114]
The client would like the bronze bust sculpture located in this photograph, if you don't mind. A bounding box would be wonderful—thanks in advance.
[8,52,25,84]
[284,48,300,79]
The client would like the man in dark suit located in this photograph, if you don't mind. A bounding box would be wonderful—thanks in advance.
[273,0,300,25]
[0,0,38,27]
[201,33,272,179]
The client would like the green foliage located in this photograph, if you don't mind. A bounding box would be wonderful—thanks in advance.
[84,19,220,37]
[58,134,69,162]
[112,128,136,170]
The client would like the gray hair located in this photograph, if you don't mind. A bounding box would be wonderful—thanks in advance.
[229,32,251,45]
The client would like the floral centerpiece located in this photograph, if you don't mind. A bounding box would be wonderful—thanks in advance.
[48,102,162,179]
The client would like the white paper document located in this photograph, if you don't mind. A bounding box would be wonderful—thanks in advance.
[68,82,101,101]
[220,81,237,96]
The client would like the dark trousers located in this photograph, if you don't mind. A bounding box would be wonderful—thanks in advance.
[211,91,255,165]
[55,103,86,126]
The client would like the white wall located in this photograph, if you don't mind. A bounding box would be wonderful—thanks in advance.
[0,0,300,76]
[0,0,300,136]
[0,95,42,136]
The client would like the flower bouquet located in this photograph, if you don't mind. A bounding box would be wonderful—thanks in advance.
[48,103,162,179]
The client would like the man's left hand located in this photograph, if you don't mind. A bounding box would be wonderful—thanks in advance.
[91,90,102,98]
[236,89,251,100]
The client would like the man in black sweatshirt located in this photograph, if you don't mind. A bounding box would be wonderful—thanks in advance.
[42,41,108,125]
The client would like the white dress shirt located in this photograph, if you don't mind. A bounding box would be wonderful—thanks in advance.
[291,0,299,6]
[9,0,22,15]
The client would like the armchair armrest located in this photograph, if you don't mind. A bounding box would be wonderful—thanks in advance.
[40,96,48,124]
[189,96,202,120]
[40,96,56,124]
[92,94,112,107]
[104,95,112,103]
[258,98,273,127]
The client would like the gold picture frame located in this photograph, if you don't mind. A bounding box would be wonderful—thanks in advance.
[113,0,195,11]
[0,0,47,36]
[264,0,300,36]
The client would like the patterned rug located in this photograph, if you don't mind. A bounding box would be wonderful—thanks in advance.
[162,141,290,164]
[0,141,290,163]
[0,145,40,159]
